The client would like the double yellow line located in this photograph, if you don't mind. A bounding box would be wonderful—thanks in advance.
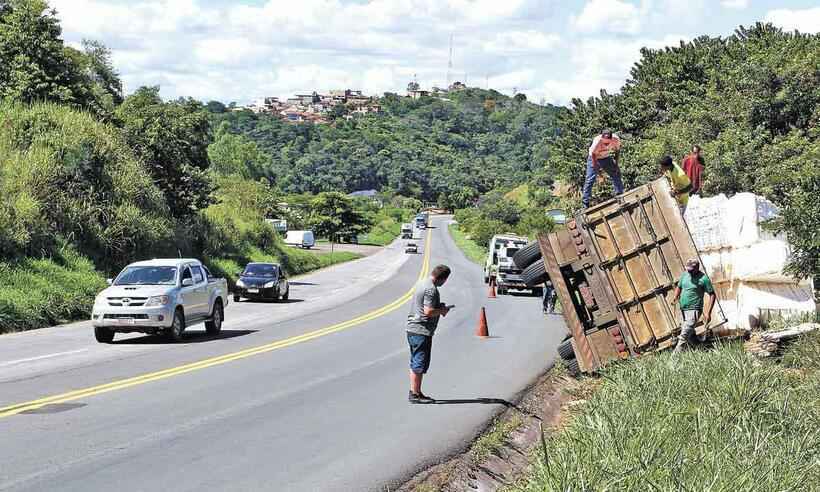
[0,230,433,419]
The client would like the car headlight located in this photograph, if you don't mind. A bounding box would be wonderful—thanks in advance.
[94,295,106,307]
[236,279,246,288]
[264,281,277,288]
[145,295,170,307]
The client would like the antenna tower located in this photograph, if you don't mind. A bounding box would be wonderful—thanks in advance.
[446,33,454,88]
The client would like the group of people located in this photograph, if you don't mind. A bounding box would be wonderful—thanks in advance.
[582,129,706,216]
[402,132,713,403]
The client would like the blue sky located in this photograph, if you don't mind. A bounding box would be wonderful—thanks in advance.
[50,0,820,106]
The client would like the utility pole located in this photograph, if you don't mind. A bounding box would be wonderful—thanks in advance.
[446,33,454,88]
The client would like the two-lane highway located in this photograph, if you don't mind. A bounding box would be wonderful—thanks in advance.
[0,216,566,491]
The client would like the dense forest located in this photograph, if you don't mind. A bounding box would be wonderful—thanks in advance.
[209,90,562,206]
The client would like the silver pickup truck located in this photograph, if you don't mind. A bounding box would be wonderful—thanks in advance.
[91,259,229,343]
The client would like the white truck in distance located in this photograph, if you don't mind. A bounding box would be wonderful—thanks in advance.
[285,230,315,249]
[401,223,413,239]
[91,259,229,343]
[483,234,533,294]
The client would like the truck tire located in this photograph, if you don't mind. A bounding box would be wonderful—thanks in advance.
[94,326,115,343]
[522,260,548,287]
[282,288,289,301]
[513,241,542,270]
[233,295,240,303]
[558,338,575,360]
[167,309,186,342]
[564,358,580,376]
[205,300,223,335]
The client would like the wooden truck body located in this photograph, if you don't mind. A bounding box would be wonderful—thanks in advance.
[540,178,728,373]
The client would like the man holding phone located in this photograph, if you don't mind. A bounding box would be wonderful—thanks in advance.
[406,264,452,404]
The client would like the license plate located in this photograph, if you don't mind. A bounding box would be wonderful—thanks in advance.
[247,288,259,293]
[118,318,136,324]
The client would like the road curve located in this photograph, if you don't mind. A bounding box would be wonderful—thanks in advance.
[0,215,566,491]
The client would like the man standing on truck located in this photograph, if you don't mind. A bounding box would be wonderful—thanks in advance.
[670,259,716,353]
[406,265,452,404]
[581,129,624,209]
[660,155,692,216]
[681,145,705,196]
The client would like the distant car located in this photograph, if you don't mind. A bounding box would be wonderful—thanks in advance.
[405,242,418,254]
[285,230,315,249]
[234,263,290,302]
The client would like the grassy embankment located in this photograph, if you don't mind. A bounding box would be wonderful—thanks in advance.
[518,336,820,490]
[448,223,486,265]
[358,206,414,246]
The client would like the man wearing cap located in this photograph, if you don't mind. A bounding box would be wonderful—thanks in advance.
[669,259,716,353]
[581,129,624,209]
[406,264,452,403]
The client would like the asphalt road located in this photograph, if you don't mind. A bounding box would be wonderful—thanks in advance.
[0,215,566,492]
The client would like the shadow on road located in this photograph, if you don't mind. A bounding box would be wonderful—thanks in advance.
[238,298,306,303]
[112,329,257,345]
[430,398,542,420]
[288,282,317,286]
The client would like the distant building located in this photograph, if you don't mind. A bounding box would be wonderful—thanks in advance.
[408,89,430,99]
[449,81,467,91]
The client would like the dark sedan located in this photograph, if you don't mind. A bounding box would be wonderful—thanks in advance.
[234,263,290,302]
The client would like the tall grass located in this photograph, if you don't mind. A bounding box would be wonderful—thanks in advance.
[0,244,106,333]
[521,342,820,491]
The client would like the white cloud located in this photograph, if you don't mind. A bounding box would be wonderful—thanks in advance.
[572,0,645,35]
[764,7,820,33]
[721,0,749,9]
[482,31,561,54]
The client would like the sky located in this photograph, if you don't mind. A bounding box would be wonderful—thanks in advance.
[50,0,820,106]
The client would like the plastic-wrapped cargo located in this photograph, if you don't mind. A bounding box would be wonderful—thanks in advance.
[686,193,783,251]
[700,240,795,284]
[713,280,815,330]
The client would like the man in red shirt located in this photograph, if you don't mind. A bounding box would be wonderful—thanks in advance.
[681,145,705,195]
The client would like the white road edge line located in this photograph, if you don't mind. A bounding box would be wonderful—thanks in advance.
[0,349,90,367]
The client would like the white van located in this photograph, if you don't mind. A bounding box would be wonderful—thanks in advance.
[285,230,315,249]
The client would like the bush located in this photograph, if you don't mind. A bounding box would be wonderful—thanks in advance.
[0,101,173,269]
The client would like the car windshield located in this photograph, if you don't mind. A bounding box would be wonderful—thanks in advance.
[115,266,177,285]
[243,264,278,277]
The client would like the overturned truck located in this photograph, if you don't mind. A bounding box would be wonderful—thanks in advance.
[515,178,728,373]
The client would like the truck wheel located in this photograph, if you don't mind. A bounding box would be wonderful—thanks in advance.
[522,261,548,287]
[282,288,289,301]
[167,309,186,342]
[558,339,575,360]
[205,301,223,335]
[532,287,544,297]
[513,241,542,270]
[564,358,580,376]
[94,326,115,343]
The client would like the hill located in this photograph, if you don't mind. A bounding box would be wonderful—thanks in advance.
[210,89,563,207]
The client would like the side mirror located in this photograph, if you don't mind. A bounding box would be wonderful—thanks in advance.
[106,278,113,285]
[181,278,194,287]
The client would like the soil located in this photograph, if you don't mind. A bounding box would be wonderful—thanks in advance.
[397,369,592,492]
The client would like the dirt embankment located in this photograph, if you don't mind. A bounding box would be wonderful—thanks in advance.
[398,369,595,492]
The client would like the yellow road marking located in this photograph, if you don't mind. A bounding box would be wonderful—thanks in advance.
[0,229,433,418]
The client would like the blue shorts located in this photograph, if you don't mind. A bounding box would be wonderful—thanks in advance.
[407,333,432,374]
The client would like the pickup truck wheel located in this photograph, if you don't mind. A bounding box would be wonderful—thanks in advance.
[522,260,548,287]
[233,295,240,303]
[558,339,576,360]
[282,288,289,301]
[513,241,542,270]
[205,301,223,335]
[167,309,185,342]
[94,326,115,343]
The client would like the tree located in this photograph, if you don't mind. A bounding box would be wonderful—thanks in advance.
[208,122,271,180]
[308,192,372,251]
[0,0,84,105]
[116,86,214,219]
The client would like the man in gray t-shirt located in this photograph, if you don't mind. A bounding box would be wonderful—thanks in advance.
[406,264,452,404]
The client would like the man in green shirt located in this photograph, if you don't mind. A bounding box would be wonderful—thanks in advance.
[669,258,716,353]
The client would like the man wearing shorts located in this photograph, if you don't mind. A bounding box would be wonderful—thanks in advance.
[406,264,452,404]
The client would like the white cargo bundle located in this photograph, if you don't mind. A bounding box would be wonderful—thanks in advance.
[699,240,795,284]
[713,280,815,330]
[686,193,783,251]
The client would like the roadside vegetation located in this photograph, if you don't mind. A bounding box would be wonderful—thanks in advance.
[448,224,486,265]
[518,340,820,490]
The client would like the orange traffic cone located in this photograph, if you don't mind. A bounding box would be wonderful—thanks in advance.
[488,277,497,299]
[476,307,489,338]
